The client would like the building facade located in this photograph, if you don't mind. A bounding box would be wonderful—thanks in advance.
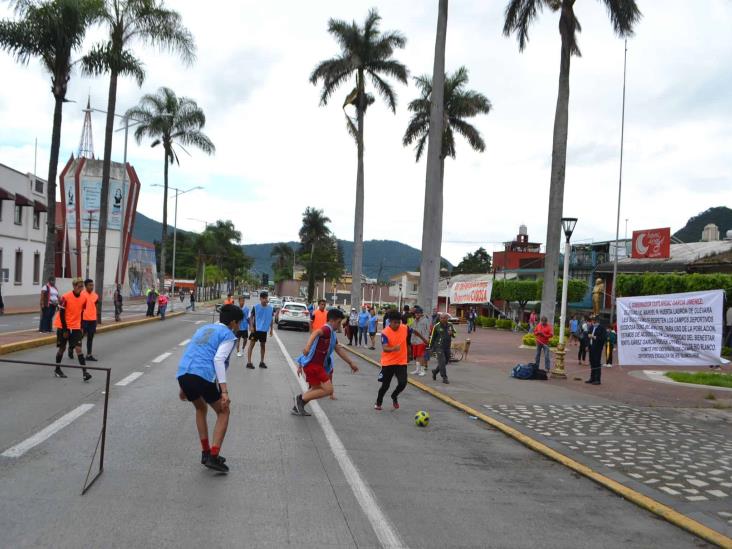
[0,163,48,309]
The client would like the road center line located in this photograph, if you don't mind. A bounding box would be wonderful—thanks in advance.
[152,352,172,363]
[115,372,144,386]
[195,320,206,325]
[179,339,191,347]
[272,331,408,549]
[1,404,94,458]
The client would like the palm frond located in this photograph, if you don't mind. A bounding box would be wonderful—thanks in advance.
[450,119,486,154]
[129,2,196,64]
[366,69,397,112]
[367,59,408,85]
[176,129,215,156]
[502,0,545,51]
[599,0,642,36]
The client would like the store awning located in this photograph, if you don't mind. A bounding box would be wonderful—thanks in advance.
[33,200,47,213]
[0,187,15,201]
[14,193,32,207]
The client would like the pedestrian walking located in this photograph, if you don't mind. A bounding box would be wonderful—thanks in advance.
[177,304,243,473]
[235,295,250,357]
[376,310,425,410]
[586,315,607,385]
[39,276,59,332]
[467,308,477,333]
[82,278,99,362]
[410,306,432,376]
[113,284,123,321]
[533,316,553,373]
[188,291,196,311]
[145,287,157,317]
[246,291,274,369]
[358,305,370,346]
[158,292,169,320]
[367,307,378,349]
[578,316,590,365]
[568,315,579,346]
[430,313,455,384]
[605,327,617,367]
[53,277,92,382]
[529,310,538,332]
[347,308,358,346]
[292,308,359,415]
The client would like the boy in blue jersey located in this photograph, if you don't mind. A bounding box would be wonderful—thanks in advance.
[177,304,243,473]
[246,291,274,369]
[367,307,378,349]
[235,295,250,357]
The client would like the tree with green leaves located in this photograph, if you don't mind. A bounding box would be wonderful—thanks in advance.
[83,0,194,303]
[298,207,334,302]
[310,8,407,309]
[503,0,641,324]
[126,87,215,289]
[271,243,294,283]
[0,0,103,281]
[405,65,491,310]
[452,247,492,275]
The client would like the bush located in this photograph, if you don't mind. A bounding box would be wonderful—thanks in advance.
[496,319,515,330]
[522,334,536,346]
[723,346,732,357]
[476,315,491,328]
[485,317,496,328]
[519,321,529,331]
[548,336,559,347]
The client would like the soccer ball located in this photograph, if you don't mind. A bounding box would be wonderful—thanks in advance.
[414,410,430,427]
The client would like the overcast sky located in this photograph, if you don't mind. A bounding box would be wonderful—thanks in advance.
[1,1,730,265]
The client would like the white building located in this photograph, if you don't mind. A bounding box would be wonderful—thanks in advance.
[389,271,420,306]
[0,163,48,308]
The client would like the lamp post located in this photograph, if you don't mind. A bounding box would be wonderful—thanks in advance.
[445,276,451,313]
[188,217,210,301]
[552,217,577,379]
[152,185,202,310]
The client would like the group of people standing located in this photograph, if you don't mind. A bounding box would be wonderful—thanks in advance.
[145,287,170,320]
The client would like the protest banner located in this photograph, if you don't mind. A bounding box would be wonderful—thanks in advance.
[449,279,493,304]
[617,289,727,366]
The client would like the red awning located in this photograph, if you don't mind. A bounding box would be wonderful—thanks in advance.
[15,193,32,207]
[33,200,48,213]
[0,187,15,201]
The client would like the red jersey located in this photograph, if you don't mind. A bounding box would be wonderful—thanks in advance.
[54,291,88,330]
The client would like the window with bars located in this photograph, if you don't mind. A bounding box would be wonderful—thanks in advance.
[33,252,40,284]
[14,249,22,284]
[33,210,41,229]
[14,205,22,225]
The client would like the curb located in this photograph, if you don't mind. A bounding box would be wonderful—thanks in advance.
[0,311,185,356]
[343,346,732,549]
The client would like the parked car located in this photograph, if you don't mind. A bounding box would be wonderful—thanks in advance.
[277,302,310,331]
[269,297,283,312]
[242,290,250,299]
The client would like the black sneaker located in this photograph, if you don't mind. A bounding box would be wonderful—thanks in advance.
[68,349,74,359]
[246,363,255,369]
[442,379,450,384]
[54,368,67,378]
[201,451,226,465]
[295,395,311,416]
[291,405,301,416]
[83,372,92,382]
[259,362,267,369]
[86,355,98,362]
[204,454,229,473]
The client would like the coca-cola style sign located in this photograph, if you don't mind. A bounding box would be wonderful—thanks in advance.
[631,228,671,259]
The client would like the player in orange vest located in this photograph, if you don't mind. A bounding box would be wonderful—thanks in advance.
[53,277,91,381]
[375,310,427,410]
[82,278,99,361]
[310,299,328,332]
[223,293,235,305]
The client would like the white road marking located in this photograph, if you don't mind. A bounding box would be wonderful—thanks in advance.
[2,404,94,458]
[195,320,206,325]
[152,352,172,363]
[115,372,144,386]
[179,339,191,346]
[273,331,407,549]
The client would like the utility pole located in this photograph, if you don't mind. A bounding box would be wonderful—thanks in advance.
[83,211,97,280]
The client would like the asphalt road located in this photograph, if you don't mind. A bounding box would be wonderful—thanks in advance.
[0,315,708,548]
[0,302,152,332]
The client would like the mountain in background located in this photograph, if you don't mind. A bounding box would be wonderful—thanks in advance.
[132,212,450,280]
[673,206,732,242]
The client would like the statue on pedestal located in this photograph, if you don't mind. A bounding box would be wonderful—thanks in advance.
[592,278,605,316]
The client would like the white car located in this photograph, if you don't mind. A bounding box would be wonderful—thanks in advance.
[277,302,310,331]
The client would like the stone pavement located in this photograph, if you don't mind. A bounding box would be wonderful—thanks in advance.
[342,326,732,540]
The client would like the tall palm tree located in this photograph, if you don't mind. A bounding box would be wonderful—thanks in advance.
[310,8,407,308]
[126,87,214,289]
[503,0,641,323]
[405,64,491,311]
[270,243,294,282]
[83,0,194,305]
[299,207,331,302]
[0,0,103,281]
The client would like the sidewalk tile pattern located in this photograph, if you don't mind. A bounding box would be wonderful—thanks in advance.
[482,404,732,531]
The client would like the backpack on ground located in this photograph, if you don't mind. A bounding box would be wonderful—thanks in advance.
[511,363,534,380]
[531,366,548,380]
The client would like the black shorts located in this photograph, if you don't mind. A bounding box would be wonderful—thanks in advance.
[236,329,248,339]
[57,328,83,348]
[250,331,267,343]
[177,373,221,404]
[82,320,97,335]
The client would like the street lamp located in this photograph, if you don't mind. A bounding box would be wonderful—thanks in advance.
[552,217,577,379]
[151,184,203,309]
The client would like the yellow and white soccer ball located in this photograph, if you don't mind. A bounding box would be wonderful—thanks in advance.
[414,410,430,427]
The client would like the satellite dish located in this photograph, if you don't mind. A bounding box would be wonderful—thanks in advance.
[635,233,648,255]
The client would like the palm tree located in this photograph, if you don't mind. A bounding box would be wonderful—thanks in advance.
[310,8,407,309]
[0,0,102,281]
[503,0,641,323]
[83,0,194,306]
[270,243,294,282]
[299,207,331,302]
[126,87,215,289]
[405,64,491,312]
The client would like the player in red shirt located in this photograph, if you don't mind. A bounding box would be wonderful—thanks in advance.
[53,277,91,381]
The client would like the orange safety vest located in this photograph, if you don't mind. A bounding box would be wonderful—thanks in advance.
[311,308,327,331]
[381,324,408,367]
[82,291,98,321]
[54,291,87,330]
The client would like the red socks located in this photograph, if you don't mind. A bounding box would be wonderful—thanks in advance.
[200,438,210,452]
[211,445,220,457]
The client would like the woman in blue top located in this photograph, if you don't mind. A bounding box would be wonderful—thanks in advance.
[367,307,378,349]
[177,304,243,473]
[357,305,370,347]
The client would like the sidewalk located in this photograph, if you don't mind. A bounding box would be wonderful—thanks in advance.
[343,327,732,544]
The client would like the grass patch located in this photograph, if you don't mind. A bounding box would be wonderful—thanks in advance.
[664,371,732,389]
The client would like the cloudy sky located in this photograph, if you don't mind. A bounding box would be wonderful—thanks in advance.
[1,0,730,266]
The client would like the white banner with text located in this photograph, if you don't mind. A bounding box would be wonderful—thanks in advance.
[449,279,493,304]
